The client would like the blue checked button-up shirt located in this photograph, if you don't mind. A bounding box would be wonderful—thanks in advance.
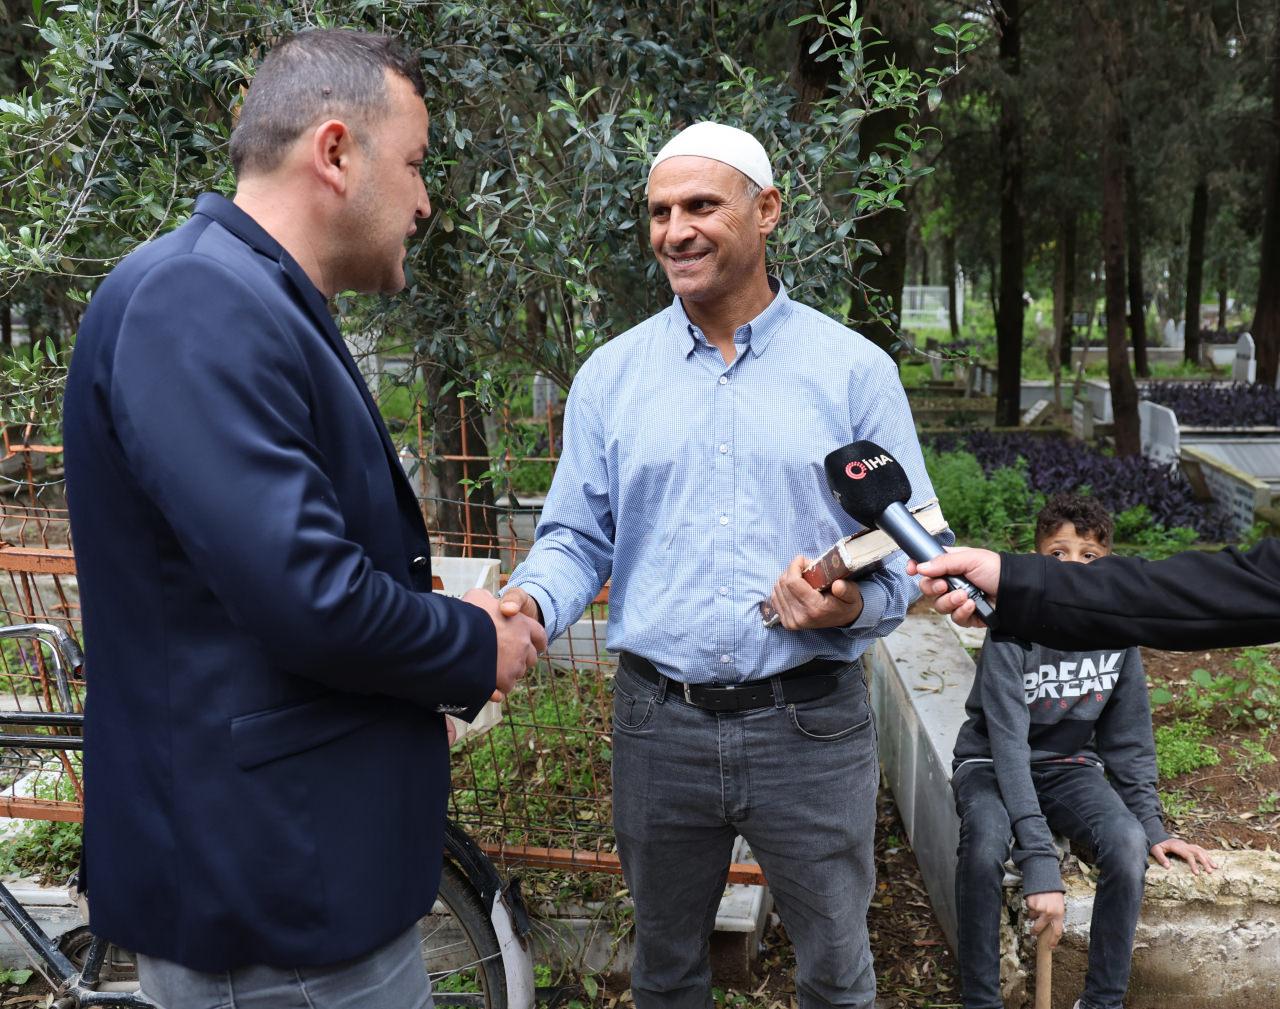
[507,281,947,684]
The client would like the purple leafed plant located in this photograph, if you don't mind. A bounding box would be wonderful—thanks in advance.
[923,431,1235,541]
[1140,381,1280,428]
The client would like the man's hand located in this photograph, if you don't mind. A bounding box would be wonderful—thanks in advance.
[499,585,542,624]
[1151,837,1217,875]
[907,547,1002,628]
[768,555,864,630]
[1025,891,1065,948]
[462,588,546,698]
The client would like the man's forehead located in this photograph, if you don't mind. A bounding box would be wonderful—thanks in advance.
[648,157,746,199]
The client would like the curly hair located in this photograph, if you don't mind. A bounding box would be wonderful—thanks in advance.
[1034,493,1114,549]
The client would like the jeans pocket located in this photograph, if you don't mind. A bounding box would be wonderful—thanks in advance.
[612,681,656,732]
[787,675,872,741]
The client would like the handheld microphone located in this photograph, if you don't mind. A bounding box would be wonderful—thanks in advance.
[824,440,998,629]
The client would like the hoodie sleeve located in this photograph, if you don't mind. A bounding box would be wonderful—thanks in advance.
[1094,648,1170,848]
[978,635,1065,895]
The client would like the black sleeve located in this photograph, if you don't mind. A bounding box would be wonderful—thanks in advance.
[1093,649,1169,848]
[995,540,1280,651]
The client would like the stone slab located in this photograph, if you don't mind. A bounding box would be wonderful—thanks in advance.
[866,614,976,951]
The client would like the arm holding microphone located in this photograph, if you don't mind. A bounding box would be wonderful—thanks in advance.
[769,372,954,634]
[912,539,1280,651]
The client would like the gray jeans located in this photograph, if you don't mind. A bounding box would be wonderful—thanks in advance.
[136,924,432,1009]
[611,659,879,1009]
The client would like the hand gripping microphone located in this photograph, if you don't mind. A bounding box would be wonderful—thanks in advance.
[824,440,999,629]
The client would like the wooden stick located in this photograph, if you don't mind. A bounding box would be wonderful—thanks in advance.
[1035,928,1054,1009]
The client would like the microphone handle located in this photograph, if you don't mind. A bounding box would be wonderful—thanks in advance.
[877,502,999,630]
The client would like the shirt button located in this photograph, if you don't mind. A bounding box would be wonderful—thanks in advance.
[718,376,729,386]
[720,654,731,663]
[719,586,728,596]
[718,443,729,454]
[719,515,729,525]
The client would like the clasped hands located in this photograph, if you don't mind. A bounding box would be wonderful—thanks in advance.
[461,588,546,703]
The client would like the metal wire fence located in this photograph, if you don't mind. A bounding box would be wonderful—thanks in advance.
[0,413,764,884]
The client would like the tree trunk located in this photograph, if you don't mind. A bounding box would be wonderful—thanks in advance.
[995,0,1024,427]
[1125,163,1149,378]
[1217,264,1228,335]
[426,367,499,559]
[946,233,960,342]
[1184,177,1208,366]
[0,302,10,350]
[920,243,930,287]
[1055,213,1077,369]
[1097,8,1140,456]
[1252,27,1280,388]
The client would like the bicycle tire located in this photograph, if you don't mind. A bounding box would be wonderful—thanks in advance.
[418,861,506,1009]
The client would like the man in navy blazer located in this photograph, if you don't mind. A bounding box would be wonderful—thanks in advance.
[62,29,545,1008]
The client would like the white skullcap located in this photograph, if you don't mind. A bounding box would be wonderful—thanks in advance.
[647,122,774,192]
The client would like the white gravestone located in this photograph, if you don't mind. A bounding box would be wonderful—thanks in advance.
[1234,333,1257,384]
[1139,400,1181,465]
[1162,318,1185,350]
[531,373,561,417]
[1072,399,1094,440]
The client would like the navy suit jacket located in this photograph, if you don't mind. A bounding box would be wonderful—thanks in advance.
[63,194,496,970]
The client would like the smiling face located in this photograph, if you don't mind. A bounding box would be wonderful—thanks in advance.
[646,156,776,307]
[341,70,432,294]
[1037,521,1111,564]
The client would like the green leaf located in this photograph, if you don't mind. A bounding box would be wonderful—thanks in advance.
[1150,687,1174,706]
[582,974,598,1000]
[1191,668,1214,689]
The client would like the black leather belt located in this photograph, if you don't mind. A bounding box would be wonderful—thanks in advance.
[619,652,845,713]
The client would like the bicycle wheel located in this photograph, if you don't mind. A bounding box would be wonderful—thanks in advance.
[418,861,506,1009]
[57,926,139,990]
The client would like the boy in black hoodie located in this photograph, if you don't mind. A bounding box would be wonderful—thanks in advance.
[950,494,1216,1009]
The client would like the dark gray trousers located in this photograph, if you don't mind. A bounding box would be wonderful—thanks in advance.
[611,660,879,1009]
[136,925,432,1009]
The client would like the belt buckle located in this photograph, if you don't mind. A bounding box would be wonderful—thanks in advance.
[683,682,693,704]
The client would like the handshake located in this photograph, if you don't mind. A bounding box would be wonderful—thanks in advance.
[461,586,546,702]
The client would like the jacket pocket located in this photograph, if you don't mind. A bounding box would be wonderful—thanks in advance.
[230,694,384,770]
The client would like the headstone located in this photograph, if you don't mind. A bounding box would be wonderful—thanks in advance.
[1162,318,1185,350]
[1084,379,1113,423]
[531,373,561,417]
[1072,399,1094,440]
[982,370,996,397]
[1071,311,1089,328]
[1021,399,1051,427]
[1138,400,1180,464]
[1234,332,1257,383]
[925,338,944,382]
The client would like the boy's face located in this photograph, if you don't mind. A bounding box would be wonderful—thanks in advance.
[1037,521,1110,564]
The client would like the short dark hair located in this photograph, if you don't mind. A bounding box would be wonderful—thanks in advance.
[230,29,425,178]
[1035,493,1114,550]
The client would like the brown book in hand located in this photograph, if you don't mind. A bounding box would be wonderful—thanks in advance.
[760,499,948,627]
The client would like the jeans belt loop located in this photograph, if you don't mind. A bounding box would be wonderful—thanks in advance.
[769,676,786,709]
[656,672,669,703]
[682,682,693,705]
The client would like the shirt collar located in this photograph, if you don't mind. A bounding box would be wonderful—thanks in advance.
[667,276,792,358]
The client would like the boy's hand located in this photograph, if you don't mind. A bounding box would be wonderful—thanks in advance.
[1151,838,1217,875]
[1025,891,1065,948]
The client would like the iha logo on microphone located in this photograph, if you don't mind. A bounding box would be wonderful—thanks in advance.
[844,454,892,480]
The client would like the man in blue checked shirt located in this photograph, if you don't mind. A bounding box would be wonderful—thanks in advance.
[501,122,944,1009]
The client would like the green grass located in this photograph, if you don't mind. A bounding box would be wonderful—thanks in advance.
[1154,721,1221,780]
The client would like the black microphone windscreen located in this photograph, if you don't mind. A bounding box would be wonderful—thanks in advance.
[824,440,912,527]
